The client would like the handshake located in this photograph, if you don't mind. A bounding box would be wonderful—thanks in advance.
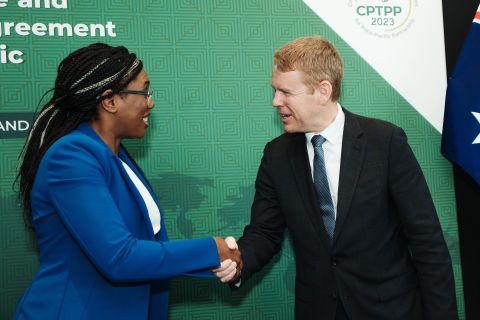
[212,236,242,283]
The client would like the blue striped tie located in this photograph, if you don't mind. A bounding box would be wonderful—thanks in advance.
[311,135,335,243]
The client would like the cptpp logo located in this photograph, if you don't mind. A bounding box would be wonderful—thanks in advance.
[350,0,418,39]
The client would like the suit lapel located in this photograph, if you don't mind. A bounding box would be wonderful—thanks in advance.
[288,133,334,251]
[77,123,166,241]
[117,149,158,241]
[332,109,366,245]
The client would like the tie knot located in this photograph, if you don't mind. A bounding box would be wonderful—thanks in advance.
[311,135,326,148]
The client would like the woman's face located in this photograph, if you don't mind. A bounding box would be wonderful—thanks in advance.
[115,70,154,139]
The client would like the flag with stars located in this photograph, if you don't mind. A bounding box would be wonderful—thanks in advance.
[441,4,480,185]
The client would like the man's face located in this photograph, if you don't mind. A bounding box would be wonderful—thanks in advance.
[271,69,323,133]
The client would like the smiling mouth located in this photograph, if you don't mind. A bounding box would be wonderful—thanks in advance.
[143,116,149,124]
[280,114,291,119]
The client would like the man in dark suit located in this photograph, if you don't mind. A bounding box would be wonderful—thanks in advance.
[225,36,458,319]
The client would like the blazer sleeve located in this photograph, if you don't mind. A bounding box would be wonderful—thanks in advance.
[41,134,221,282]
[236,140,287,286]
[387,126,458,319]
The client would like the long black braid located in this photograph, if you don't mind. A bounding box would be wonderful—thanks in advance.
[14,43,144,231]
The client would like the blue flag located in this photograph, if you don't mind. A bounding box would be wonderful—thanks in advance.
[441,5,480,185]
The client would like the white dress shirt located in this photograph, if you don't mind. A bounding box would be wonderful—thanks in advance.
[120,159,161,234]
[235,104,345,287]
[305,103,345,218]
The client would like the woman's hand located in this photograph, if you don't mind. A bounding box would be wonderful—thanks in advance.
[212,236,242,282]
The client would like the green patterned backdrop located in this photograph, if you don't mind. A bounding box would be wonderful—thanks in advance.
[0,0,464,319]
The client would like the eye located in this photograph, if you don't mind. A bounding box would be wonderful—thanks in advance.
[272,88,291,97]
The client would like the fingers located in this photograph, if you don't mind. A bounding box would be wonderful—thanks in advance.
[213,236,243,282]
[211,259,237,283]
[222,267,237,283]
[225,236,238,250]
[214,237,241,265]
[213,237,231,262]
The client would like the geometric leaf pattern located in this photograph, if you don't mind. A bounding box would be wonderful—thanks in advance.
[0,1,464,320]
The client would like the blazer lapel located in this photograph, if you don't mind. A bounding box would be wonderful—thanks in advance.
[288,133,334,251]
[117,149,158,241]
[332,109,366,245]
[76,123,166,241]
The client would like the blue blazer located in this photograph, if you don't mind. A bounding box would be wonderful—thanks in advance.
[14,122,220,320]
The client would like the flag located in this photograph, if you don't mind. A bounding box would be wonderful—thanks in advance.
[441,4,480,185]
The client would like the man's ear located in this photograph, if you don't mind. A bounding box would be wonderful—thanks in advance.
[99,89,117,114]
[317,80,333,105]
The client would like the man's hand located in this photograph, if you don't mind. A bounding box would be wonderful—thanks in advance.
[212,259,237,282]
[212,236,242,282]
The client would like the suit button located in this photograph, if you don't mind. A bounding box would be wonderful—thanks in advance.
[331,294,337,301]
[332,258,338,266]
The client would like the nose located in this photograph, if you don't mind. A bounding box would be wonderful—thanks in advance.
[148,98,154,109]
[272,91,282,108]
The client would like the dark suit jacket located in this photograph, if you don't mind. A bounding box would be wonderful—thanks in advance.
[237,109,458,320]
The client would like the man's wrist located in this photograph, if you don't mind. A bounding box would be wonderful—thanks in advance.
[233,270,242,287]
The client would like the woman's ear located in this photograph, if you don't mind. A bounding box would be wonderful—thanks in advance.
[99,89,117,114]
[317,80,333,105]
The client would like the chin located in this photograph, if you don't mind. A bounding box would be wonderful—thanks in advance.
[133,132,146,139]
[283,125,299,133]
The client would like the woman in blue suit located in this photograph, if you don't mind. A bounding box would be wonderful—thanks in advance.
[13,43,241,320]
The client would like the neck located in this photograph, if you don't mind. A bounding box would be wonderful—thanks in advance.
[312,101,338,133]
[88,119,121,154]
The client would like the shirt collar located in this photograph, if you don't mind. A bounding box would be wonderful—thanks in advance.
[305,103,345,145]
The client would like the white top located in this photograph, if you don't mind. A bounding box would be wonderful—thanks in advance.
[120,159,161,234]
[305,103,345,217]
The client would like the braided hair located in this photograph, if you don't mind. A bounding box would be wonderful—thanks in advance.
[15,43,144,231]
